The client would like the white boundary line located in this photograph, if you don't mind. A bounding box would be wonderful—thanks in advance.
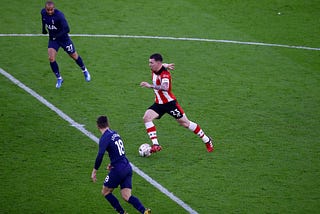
[0,33,319,51]
[0,68,198,214]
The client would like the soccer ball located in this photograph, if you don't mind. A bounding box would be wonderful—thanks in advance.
[139,143,151,157]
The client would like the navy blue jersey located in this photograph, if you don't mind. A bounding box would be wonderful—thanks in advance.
[41,8,70,41]
[94,129,129,170]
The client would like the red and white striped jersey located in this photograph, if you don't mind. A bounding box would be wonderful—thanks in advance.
[151,67,176,104]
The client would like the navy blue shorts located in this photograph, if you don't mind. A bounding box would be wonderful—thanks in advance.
[48,38,76,54]
[103,162,132,189]
[148,100,185,119]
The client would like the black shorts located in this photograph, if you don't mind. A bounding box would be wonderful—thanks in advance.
[104,162,132,189]
[148,100,185,119]
[48,37,76,54]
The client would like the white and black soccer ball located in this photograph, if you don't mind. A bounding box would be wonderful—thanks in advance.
[138,143,151,157]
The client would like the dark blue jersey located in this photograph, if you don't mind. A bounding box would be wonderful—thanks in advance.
[94,129,129,170]
[41,8,70,41]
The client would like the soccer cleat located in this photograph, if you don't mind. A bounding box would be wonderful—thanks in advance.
[56,78,64,88]
[205,138,214,152]
[83,70,91,82]
[150,144,162,153]
[144,208,151,214]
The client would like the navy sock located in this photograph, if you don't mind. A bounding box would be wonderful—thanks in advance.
[128,195,145,213]
[105,194,125,214]
[50,61,60,78]
[75,56,86,71]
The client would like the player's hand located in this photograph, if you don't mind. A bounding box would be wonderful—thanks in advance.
[163,63,175,70]
[140,82,152,88]
[106,164,112,171]
[91,168,97,182]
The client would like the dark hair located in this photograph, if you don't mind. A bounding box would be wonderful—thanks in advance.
[45,1,55,6]
[150,53,163,62]
[97,115,109,129]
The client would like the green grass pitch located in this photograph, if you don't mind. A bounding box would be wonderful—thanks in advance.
[0,0,319,213]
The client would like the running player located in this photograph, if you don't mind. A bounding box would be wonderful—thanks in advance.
[140,53,214,153]
[91,115,151,214]
[41,1,91,88]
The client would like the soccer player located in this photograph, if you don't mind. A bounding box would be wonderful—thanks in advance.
[91,115,151,214]
[41,1,91,88]
[140,53,214,153]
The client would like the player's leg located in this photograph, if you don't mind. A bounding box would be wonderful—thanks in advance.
[120,168,151,214]
[121,188,151,214]
[102,172,126,213]
[102,186,126,214]
[177,115,214,152]
[48,44,63,88]
[143,106,162,153]
[170,101,214,152]
[121,188,149,214]
[64,39,91,82]
[48,48,59,77]
[69,51,91,82]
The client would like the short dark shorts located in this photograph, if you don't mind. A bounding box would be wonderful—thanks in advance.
[48,37,76,54]
[103,162,132,189]
[148,100,185,119]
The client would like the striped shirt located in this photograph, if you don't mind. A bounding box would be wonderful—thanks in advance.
[152,66,176,104]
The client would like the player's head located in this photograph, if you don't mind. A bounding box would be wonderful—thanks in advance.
[97,115,109,129]
[149,53,163,72]
[150,53,163,62]
[45,1,55,16]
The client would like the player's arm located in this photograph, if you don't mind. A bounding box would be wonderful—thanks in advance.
[42,22,47,34]
[91,168,97,182]
[163,63,175,70]
[140,79,169,91]
[91,140,107,182]
[91,153,103,182]
[157,78,169,91]
[41,12,47,34]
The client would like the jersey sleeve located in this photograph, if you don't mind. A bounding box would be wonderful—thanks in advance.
[161,71,171,83]
[41,9,47,34]
[94,138,108,170]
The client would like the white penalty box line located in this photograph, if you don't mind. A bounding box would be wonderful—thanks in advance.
[0,33,319,51]
[0,68,198,214]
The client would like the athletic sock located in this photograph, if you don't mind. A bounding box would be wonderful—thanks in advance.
[105,193,125,214]
[128,195,145,213]
[75,56,86,71]
[145,121,159,145]
[188,121,210,143]
[50,61,60,78]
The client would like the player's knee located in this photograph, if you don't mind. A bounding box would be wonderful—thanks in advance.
[143,114,151,123]
[120,192,131,201]
[142,115,149,123]
[143,110,156,123]
[121,194,130,202]
[70,52,78,60]
[48,56,55,62]
[181,122,189,128]
[102,188,112,196]
[178,119,189,128]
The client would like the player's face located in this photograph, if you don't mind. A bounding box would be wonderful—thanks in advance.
[45,4,55,16]
[149,59,162,72]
